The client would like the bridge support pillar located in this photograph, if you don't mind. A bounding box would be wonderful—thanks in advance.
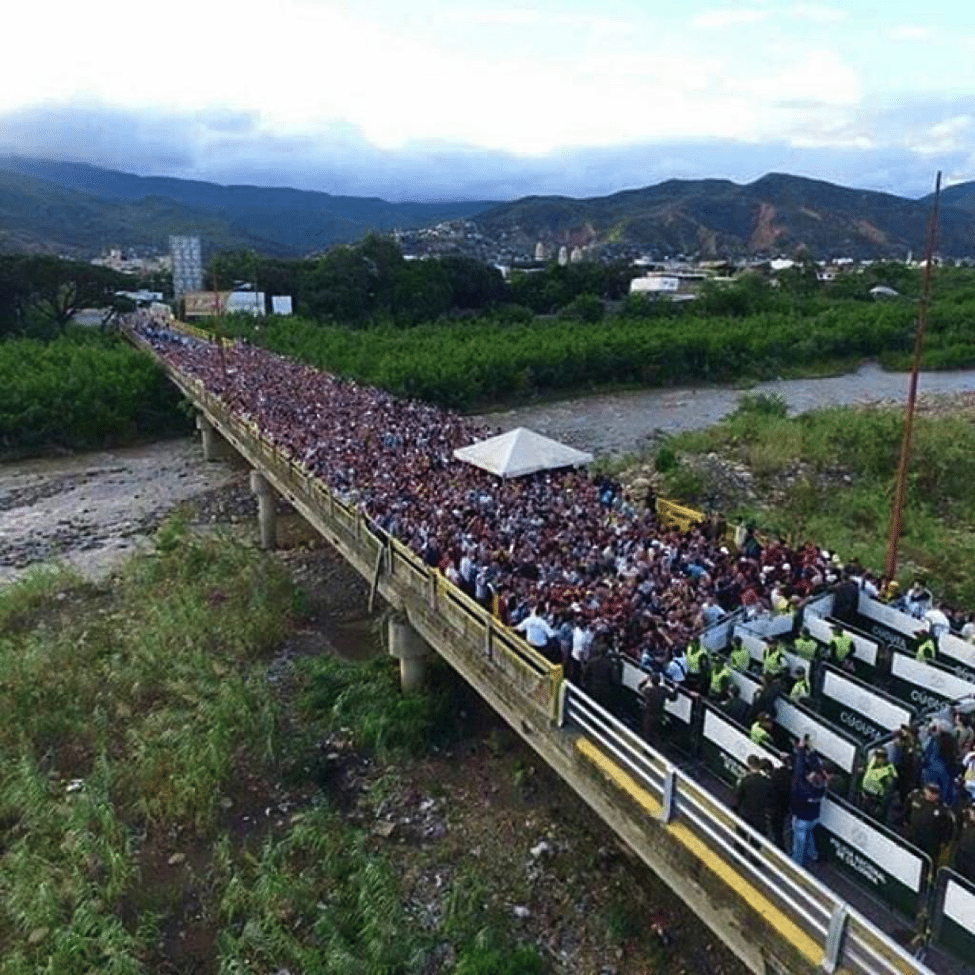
[388,615,430,693]
[250,470,277,550]
[196,413,221,461]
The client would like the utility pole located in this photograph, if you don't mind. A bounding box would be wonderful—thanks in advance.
[884,171,941,580]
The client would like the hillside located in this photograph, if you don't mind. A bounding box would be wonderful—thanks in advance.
[0,157,496,258]
[473,172,975,259]
[0,169,282,257]
[937,179,975,214]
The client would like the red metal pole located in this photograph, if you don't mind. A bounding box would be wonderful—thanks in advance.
[884,171,941,580]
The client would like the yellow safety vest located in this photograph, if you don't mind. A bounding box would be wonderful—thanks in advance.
[687,644,708,675]
[729,646,750,671]
[790,678,810,701]
[862,762,897,796]
[750,722,774,746]
[710,666,731,695]
[916,638,936,662]
[763,648,786,675]
[832,634,854,661]
[794,637,818,660]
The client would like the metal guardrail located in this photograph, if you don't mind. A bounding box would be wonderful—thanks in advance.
[561,684,932,975]
[127,328,946,975]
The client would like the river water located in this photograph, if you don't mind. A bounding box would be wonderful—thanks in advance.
[473,362,975,456]
[4,363,975,585]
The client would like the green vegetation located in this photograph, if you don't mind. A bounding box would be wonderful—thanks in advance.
[209,261,975,411]
[660,394,975,605]
[0,329,189,455]
[0,527,550,974]
[0,254,134,336]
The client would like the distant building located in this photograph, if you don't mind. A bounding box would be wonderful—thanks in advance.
[557,246,569,266]
[170,236,203,301]
[534,241,547,261]
[629,270,712,301]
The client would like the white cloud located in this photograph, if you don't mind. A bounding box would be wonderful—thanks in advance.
[690,8,769,29]
[887,25,934,41]
[911,115,974,155]
[791,3,846,23]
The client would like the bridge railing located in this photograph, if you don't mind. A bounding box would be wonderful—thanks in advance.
[560,682,929,975]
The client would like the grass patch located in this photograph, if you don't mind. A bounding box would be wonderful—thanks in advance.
[665,395,975,604]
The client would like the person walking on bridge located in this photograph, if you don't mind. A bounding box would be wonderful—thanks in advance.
[790,737,827,868]
[514,604,556,658]
[735,754,772,841]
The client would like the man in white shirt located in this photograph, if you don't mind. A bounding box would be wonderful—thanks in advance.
[515,605,556,655]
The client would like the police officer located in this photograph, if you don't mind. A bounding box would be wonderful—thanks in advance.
[859,748,898,823]
[762,638,787,680]
[638,672,678,747]
[735,754,772,839]
[915,628,937,663]
[829,624,856,670]
[685,637,710,695]
[728,635,750,672]
[750,712,776,748]
[792,627,819,662]
[709,657,733,700]
[721,683,750,726]
[789,667,811,702]
[904,781,955,866]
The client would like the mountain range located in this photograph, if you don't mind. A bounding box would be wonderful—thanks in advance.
[0,156,494,258]
[1,155,974,261]
[473,173,975,260]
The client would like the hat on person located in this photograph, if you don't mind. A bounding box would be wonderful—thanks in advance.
[924,780,941,794]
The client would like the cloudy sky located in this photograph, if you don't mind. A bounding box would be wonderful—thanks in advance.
[1,0,972,201]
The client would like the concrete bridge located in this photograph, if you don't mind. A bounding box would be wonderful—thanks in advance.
[127,326,957,975]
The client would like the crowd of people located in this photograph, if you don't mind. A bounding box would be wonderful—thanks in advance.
[131,316,975,880]
[134,318,859,667]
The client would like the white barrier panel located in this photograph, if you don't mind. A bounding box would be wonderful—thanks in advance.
[854,595,915,654]
[889,653,975,711]
[937,632,975,679]
[775,698,858,775]
[728,670,856,775]
[819,797,928,916]
[803,593,834,619]
[728,669,756,702]
[741,613,795,639]
[804,613,878,668]
[701,615,737,652]
[939,875,975,960]
[700,707,780,785]
[819,668,913,744]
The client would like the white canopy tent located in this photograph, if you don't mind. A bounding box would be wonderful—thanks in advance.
[453,427,593,479]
